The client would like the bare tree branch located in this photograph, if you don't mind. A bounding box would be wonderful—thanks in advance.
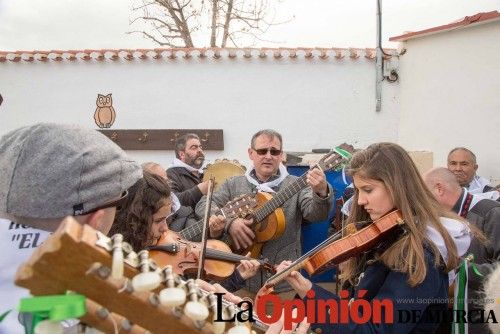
[210,0,218,47]
[220,0,233,47]
[128,0,291,47]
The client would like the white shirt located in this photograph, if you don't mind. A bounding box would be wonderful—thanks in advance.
[0,218,50,334]
[467,175,492,194]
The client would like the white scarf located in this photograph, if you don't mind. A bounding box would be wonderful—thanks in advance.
[170,158,204,174]
[467,174,492,194]
[426,217,471,284]
[170,193,181,215]
[244,163,289,193]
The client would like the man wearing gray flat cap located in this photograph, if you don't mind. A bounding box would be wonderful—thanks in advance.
[0,123,142,333]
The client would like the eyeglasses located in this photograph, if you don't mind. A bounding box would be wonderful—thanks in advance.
[253,148,282,156]
[76,190,129,216]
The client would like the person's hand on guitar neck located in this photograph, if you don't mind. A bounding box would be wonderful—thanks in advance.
[229,218,255,250]
[306,167,329,198]
[209,214,226,238]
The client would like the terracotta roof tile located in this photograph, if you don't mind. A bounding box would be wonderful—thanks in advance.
[390,11,500,42]
[0,47,395,64]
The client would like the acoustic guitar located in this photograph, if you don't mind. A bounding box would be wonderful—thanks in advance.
[15,217,273,334]
[177,194,258,242]
[228,144,354,257]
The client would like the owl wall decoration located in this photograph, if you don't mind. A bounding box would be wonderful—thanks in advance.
[94,93,116,128]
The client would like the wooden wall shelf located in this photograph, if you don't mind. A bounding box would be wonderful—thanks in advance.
[97,129,223,150]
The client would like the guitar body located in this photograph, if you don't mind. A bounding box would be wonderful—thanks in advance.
[244,192,286,257]
[252,192,286,243]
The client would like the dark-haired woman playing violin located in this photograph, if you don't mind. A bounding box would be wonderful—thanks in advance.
[271,143,472,334]
[110,171,261,292]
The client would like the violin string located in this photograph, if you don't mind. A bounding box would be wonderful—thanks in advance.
[266,219,372,285]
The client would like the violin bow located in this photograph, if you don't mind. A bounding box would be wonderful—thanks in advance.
[196,176,216,280]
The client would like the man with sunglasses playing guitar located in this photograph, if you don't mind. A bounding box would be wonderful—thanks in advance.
[196,129,333,300]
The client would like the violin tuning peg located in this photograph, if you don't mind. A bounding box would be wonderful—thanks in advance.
[111,234,124,279]
[34,320,64,334]
[184,301,209,321]
[131,271,161,292]
[227,325,251,334]
[159,287,186,307]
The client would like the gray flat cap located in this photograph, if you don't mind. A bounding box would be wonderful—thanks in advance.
[0,123,142,218]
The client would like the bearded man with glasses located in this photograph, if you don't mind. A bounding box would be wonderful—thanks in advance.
[0,123,142,332]
[195,129,333,299]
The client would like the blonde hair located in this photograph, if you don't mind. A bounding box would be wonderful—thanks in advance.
[341,143,461,287]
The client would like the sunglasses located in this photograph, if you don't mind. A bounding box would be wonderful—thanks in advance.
[253,148,282,156]
[75,190,129,216]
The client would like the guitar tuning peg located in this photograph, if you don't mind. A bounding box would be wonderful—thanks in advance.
[226,304,251,334]
[131,250,161,292]
[111,234,124,279]
[227,326,251,334]
[207,293,226,334]
[227,304,250,334]
[34,320,64,334]
[183,280,209,322]
[184,301,209,322]
[159,266,186,307]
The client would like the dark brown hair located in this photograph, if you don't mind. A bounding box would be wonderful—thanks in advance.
[110,171,171,250]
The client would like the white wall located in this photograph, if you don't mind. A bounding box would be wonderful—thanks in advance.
[397,21,500,183]
[0,50,400,169]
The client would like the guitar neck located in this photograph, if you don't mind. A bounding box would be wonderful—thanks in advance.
[178,218,204,240]
[178,207,223,240]
[253,174,308,222]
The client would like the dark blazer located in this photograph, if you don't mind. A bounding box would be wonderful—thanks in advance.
[464,197,500,331]
[167,167,203,210]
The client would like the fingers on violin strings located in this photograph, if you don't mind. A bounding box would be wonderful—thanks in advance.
[266,308,286,334]
[295,317,310,334]
[266,318,284,334]
[250,259,261,267]
[282,308,301,334]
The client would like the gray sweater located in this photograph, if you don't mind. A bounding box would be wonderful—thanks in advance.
[196,174,333,293]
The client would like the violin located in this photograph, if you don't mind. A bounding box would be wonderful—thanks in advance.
[148,230,276,281]
[263,210,405,289]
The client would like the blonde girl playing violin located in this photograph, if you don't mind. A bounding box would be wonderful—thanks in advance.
[272,142,471,334]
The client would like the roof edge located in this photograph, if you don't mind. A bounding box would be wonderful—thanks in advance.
[389,11,500,42]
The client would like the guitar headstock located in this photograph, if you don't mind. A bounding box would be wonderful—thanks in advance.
[220,194,258,220]
[15,217,263,334]
[317,143,355,172]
